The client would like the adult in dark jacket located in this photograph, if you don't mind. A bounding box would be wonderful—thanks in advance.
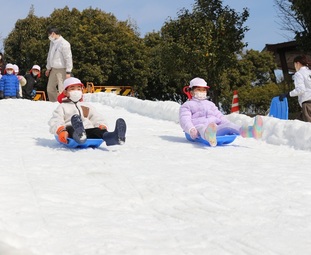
[23,65,41,100]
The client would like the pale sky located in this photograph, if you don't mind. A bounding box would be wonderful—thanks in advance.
[0,0,294,52]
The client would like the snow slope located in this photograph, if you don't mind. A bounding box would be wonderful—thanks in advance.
[0,93,310,255]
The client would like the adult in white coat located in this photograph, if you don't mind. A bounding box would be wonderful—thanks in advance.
[280,55,311,122]
[45,27,73,102]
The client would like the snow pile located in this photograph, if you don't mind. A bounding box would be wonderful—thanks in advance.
[0,93,310,255]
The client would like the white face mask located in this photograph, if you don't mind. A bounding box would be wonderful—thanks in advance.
[6,70,13,75]
[32,71,39,76]
[48,35,55,41]
[69,90,83,102]
[194,91,207,100]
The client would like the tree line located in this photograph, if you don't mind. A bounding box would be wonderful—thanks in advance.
[3,0,304,114]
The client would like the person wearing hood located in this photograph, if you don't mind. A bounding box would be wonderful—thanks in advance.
[48,77,126,146]
[179,77,263,147]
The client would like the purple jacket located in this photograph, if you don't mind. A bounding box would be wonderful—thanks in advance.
[179,98,233,134]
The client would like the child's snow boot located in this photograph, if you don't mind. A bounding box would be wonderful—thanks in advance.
[240,115,263,139]
[71,114,87,144]
[252,115,263,139]
[204,123,217,147]
[239,125,253,138]
[102,118,127,146]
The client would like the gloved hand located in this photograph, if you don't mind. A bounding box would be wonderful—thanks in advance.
[31,89,36,97]
[189,127,198,139]
[279,92,289,101]
[99,124,108,131]
[57,126,68,144]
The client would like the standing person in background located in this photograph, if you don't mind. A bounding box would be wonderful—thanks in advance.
[0,63,20,99]
[45,27,73,102]
[0,52,6,79]
[279,55,311,122]
[23,65,41,100]
[13,64,27,98]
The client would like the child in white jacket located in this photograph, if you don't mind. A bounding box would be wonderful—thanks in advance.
[48,77,126,146]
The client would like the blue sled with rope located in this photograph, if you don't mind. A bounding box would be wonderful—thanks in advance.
[185,133,238,146]
[55,136,104,148]
[54,116,126,149]
[54,114,104,149]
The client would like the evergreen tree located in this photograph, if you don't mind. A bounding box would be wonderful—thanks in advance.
[4,6,149,96]
[153,0,249,104]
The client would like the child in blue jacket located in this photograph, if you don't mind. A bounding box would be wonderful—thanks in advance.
[0,63,20,99]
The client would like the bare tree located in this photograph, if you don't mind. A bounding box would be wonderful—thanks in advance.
[274,0,311,50]
[275,0,307,34]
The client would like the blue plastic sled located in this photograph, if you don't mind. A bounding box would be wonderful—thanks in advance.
[55,136,104,148]
[185,133,238,146]
[269,96,288,120]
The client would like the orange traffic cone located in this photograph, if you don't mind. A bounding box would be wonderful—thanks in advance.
[231,90,239,113]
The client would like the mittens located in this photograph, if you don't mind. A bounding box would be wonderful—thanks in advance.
[279,92,289,101]
[189,127,198,139]
[31,90,36,97]
[99,124,108,131]
[57,126,69,144]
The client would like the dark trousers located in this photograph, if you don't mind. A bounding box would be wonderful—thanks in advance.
[66,127,107,139]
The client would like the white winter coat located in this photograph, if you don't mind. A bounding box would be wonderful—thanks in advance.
[46,36,73,72]
[48,101,107,135]
[290,66,311,106]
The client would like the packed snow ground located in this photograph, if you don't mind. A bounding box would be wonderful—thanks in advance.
[0,92,311,255]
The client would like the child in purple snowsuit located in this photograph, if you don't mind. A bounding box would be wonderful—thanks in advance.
[179,77,262,146]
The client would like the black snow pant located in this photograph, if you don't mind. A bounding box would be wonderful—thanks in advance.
[66,127,107,139]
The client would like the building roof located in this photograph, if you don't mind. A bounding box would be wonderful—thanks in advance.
[263,41,301,73]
